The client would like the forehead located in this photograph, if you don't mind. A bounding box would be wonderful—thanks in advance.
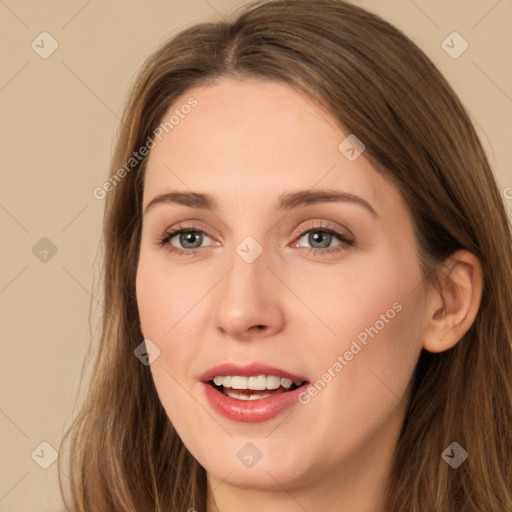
[142,77,396,217]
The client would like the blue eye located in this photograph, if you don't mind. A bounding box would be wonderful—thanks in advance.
[295,227,353,253]
[157,222,354,257]
[158,228,212,256]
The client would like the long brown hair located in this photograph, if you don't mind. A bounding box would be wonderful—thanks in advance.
[58,1,512,510]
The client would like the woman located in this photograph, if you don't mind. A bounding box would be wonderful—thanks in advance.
[58,1,512,510]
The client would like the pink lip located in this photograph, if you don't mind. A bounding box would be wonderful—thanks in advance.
[200,363,309,423]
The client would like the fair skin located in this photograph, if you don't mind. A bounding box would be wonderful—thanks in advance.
[136,77,482,512]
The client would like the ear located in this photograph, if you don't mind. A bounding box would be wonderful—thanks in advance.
[423,250,483,353]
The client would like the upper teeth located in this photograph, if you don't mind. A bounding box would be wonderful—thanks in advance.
[212,375,302,390]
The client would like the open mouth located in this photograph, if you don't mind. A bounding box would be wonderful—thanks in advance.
[208,375,308,401]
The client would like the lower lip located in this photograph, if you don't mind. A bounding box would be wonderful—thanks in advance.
[202,382,307,423]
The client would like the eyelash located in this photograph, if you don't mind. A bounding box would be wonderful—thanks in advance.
[157,221,355,258]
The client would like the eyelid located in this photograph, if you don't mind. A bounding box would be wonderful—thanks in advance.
[290,219,353,242]
[158,223,216,248]
[161,220,220,241]
[157,219,355,256]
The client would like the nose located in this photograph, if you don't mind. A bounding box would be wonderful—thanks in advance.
[211,244,286,341]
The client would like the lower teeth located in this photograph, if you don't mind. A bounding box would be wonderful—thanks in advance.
[214,383,299,401]
[225,389,272,400]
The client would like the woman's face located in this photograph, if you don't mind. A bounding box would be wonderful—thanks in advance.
[136,77,429,494]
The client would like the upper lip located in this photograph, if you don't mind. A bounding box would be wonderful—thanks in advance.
[200,363,308,383]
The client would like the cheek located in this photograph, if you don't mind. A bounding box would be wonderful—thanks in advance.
[136,254,209,422]
[297,250,427,440]
[136,249,199,340]
[289,240,424,353]
[293,241,424,373]
[322,287,425,455]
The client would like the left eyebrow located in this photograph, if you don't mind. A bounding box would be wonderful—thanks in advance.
[277,189,379,218]
[143,188,379,218]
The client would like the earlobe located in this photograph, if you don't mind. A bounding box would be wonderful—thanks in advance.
[423,250,483,353]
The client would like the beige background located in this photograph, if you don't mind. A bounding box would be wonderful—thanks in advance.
[0,0,511,509]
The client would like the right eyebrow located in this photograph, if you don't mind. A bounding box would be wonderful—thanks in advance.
[144,191,216,215]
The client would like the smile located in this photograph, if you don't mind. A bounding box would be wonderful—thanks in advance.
[201,364,310,423]
[211,375,306,400]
